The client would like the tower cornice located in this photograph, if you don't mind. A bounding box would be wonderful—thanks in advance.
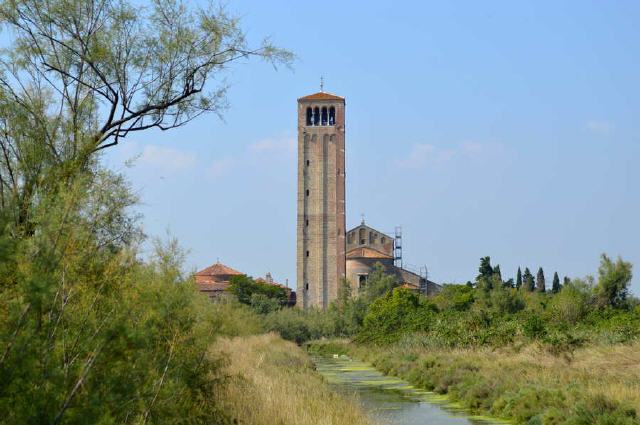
[298,91,344,102]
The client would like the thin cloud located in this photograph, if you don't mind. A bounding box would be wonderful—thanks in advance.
[395,141,506,169]
[139,145,197,173]
[248,135,295,156]
[395,143,455,169]
[207,157,235,178]
[587,120,615,137]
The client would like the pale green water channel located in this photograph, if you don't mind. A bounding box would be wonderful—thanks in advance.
[312,355,507,425]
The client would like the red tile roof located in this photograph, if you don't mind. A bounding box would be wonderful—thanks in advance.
[195,262,243,277]
[298,91,344,101]
[255,277,291,292]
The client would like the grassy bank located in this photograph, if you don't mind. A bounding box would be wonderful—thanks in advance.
[309,339,640,424]
[213,333,375,425]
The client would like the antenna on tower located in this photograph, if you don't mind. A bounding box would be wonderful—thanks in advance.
[320,76,324,92]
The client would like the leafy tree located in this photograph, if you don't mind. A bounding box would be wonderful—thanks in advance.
[494,264,503,282]
[227,275,288,310]
[329,278,367,336]
[0,2,291,422]
[552,272,561,293]
[477,256,495,291]
[360,262,398,303]
[357,288,434,344]
[516,267,523,289]
[337,277,353,306]
[250,293,282,314]
[0,0,291,234]
[433,284,475,312]
[536,267,546,292]
[523,268,535,292]
[595,254,633,309]
[564,276,571,286]
[477,256,494,280]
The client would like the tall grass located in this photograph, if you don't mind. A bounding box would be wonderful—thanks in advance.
[213,333,375,425]
[310,339,640,424]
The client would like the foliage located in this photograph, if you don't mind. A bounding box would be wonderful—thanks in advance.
[328,279,368,337]
[0,0,291,239]
[263,308,336,345]
[341,255,638,350]
[523,268,535,292]
[595,254,633,309]
[227,275,289,313]
[359,262,399,303]
[0,179,234,423]
[216,334,374,425]
[536,267,546,292]
[433,284,475,312]
[308,339,640,425]
[0,2,290,421]
[357,288,435,344]
[516,267,523,289]
[552,272,561,293]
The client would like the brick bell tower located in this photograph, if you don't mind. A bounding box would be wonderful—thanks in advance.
[296,85,346,310]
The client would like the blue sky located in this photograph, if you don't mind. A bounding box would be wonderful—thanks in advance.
[104,0,640,293]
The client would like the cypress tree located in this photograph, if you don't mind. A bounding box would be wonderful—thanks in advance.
[477,257,494,291]
[477,257,493,281]
[536,267,546,292]
[516,267,523,289]
[523,268,535,291]
[563,276,571,286]
[494,264,502,281]
[552,272,561,293]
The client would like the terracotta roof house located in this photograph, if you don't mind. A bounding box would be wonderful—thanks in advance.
[255,272,297,307]
[194,261,243,300]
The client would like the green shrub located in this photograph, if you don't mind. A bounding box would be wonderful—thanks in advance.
[522,314,547,339]
[264,308,335,344]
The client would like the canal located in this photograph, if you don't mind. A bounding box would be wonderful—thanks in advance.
[312,355,506,425]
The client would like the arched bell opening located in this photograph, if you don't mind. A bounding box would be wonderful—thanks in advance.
[306,107,312,125]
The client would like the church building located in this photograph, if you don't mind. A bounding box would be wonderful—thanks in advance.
[296,86,439,310]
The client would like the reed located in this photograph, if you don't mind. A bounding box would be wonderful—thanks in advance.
[310,339,640,424]
[213,333,375,425]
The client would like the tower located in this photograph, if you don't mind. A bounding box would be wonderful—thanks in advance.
[296,89,346,309]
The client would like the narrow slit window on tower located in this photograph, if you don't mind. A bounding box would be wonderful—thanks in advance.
[313,107,320,126]
[305,189,309,196]
[321,107,328,125]
[306,160,310,166]
[305,219,309,226]
[329,106,336,125]
[305,283,309,290]
[306,107,312,126]
[306,250,310,257]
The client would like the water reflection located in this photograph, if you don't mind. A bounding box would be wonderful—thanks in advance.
[312,355,506,425]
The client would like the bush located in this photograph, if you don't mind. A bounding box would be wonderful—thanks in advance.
[522,314,547,339]
[356,288,434,344]
[264,308,335,344]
